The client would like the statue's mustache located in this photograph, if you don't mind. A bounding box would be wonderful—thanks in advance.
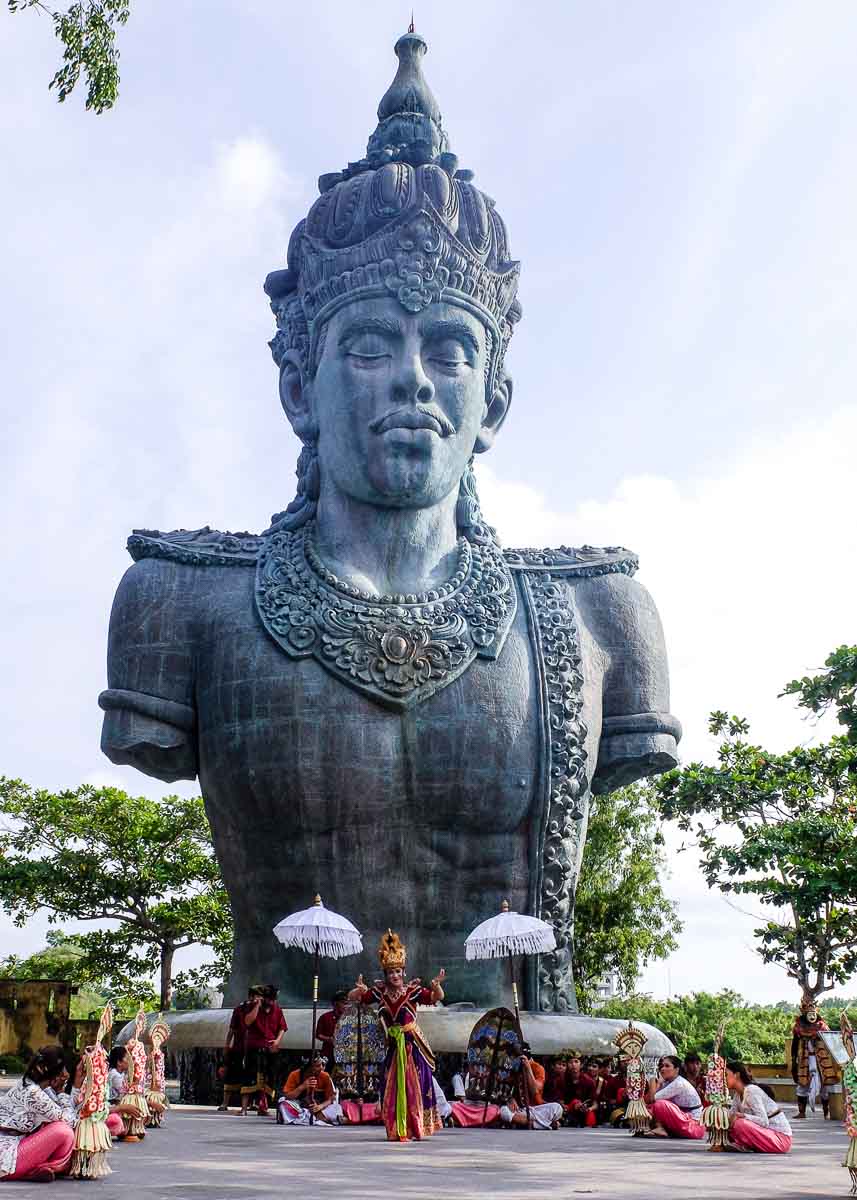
[369,405,456,438]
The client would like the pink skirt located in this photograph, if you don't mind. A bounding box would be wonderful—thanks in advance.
[651,1098,705,1139]
[731,1116,792,1153]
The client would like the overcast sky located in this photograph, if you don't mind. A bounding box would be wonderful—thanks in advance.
[2,1,856,1006]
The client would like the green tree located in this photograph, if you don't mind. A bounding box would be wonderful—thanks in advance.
[9,0,130,112]
[597,990,790,1063]
[574,785,682,1011]
[654,697,857,1004]
[782,644,857,744]
[0,780,233,1008]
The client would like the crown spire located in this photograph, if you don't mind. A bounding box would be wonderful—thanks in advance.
[366,27,449,167]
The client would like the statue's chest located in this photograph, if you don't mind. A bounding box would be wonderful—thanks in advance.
[195,580,540,832]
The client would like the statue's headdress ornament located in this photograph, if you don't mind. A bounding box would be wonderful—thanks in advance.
[378,928,407,972]
[264,28,521,389]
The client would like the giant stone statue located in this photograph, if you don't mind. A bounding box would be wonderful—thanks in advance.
[99,29,681,1012]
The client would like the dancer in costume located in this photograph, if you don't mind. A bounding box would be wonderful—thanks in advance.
[349,929,445,1141]
[646,1055,705,1140]
[725,1062,792,1153]
[792,992,836,1118]
[145,1015,170,1127]
[0,1048,76,1182]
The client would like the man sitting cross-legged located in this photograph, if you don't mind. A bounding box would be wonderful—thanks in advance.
[277,1054,342,1126]
[499,1043,563,1131]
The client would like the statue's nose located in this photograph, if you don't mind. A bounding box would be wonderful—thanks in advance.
[392,352,434,405]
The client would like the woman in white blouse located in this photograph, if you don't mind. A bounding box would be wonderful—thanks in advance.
[0,1046,76,1182]
[646,1055,705,1139]
[725,1062,792,1153]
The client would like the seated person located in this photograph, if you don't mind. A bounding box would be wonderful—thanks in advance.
[544,1057,568,1105]
[564,1055,597,1127]
[315,990,349,1068]
[498,1043,563,1131]
[44,1050,125,1141]
[277,1054,341,1126]
[0,1047,77,1182]
[683,1052,706,1101]
[593,1058,624,1125]
[646,1055,705,1139]
[433,1076,453,1124]
[725,1062,792,1153]
[106,1046,141,1138]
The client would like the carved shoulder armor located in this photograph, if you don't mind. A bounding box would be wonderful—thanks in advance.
[503,543,638,578]
[127,526,263,567]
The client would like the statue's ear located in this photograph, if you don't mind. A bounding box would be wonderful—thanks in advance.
[474,372,512,454]
[278,351,317,441]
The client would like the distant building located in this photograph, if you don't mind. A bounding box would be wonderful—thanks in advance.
[593,971,622,1005]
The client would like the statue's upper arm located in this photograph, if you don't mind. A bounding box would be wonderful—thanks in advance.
[98,557,198,783]
[577,572,681,794]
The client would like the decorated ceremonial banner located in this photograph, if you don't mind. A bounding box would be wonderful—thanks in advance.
[122,1006,151,1140]
[146,1015,171,1128]
[70,1001,114,1179]
[614,1023,650,1135]
[701,1022,730,1152]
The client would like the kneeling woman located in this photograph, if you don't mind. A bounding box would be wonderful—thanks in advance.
[647,1055,705,1139]
[0,1047,77,1182]
[726,1062,792,1153]
[350,930,445,1142]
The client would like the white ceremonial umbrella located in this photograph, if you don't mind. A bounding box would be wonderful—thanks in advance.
[273,894,363,1093]
[465,900,556,1124]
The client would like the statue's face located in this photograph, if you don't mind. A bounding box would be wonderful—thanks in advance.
[298,296,509,510]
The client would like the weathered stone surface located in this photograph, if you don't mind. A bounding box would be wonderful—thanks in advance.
[99,29,680,1013]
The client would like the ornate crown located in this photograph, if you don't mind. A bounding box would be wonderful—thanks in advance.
[613,1022,647,1060]
[264,27,521,392]
[800,991,819,1015]
[378,928,407,971]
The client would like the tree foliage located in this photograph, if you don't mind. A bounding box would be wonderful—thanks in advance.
[654,676,857,1003]
[574,785,682,1011]
[597,990,796,1063]
[782,644,857,745]
[9,0,130,113]
[0,780,232,1008]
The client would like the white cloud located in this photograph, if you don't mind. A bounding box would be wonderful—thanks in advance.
[477,402,857,1001]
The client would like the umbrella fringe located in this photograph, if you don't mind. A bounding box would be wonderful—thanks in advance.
[465,932,555,960]
[275,929,363,958]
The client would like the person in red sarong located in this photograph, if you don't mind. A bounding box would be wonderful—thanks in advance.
[563,1055,597,1127]
[240,984,287,1116]
[315,990,349,1069]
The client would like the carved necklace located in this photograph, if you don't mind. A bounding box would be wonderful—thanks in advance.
[254,522,517,710]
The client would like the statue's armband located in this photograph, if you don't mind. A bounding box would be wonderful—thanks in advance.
[98,558,198,783]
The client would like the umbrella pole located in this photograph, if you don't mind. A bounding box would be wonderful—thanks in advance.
[510,952,531,1128]
[309,944,320,1126]
[483,1009,505,1126]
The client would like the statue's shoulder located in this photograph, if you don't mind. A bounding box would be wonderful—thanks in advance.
[126,526,263,568]
[503,543,638,579]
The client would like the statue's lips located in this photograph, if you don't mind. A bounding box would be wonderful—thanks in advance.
[369,409,454,438]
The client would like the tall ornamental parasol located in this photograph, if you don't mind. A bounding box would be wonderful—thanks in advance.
[465,899,556,1123]
[273,894,363,1067]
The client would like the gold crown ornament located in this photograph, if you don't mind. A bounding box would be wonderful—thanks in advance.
[378,929,407,972]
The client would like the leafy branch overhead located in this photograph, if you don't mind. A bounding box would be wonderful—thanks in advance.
[9,0,131,113]
[653,658,857,1002]
[0,780,232,1008]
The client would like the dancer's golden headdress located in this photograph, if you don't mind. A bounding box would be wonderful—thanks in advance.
[378,929,407,972]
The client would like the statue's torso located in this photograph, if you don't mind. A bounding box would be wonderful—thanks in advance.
[100,529,678,1010]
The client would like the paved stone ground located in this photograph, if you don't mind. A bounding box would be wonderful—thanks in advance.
[6,1106,849,1199]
